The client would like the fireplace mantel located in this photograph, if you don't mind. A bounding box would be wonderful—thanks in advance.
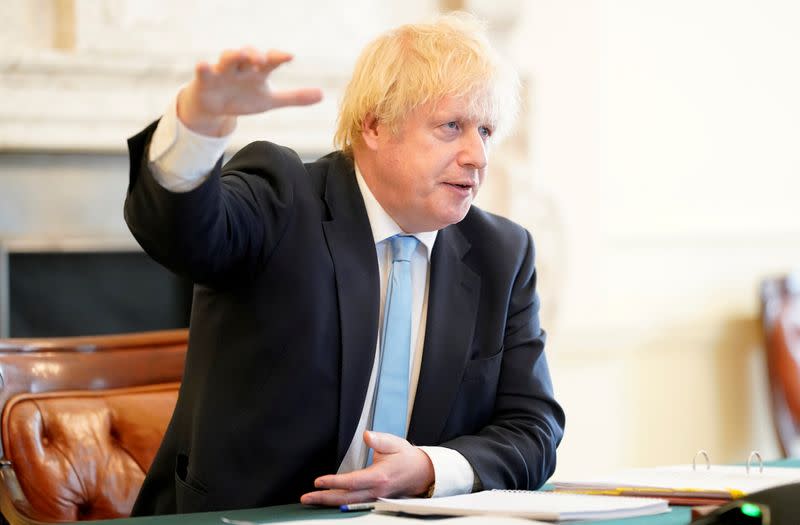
[0,50,347,155]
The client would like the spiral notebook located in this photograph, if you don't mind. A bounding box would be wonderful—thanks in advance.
[373,490,669,521]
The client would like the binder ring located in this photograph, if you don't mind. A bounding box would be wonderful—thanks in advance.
[746,450,763,474]
[692,449,710,471]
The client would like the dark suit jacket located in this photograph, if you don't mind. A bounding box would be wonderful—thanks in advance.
[124,121,565,516]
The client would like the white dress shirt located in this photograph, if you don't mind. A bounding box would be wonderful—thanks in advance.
[146,98,476,496]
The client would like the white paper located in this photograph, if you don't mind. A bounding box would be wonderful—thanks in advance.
[374,490,669,521]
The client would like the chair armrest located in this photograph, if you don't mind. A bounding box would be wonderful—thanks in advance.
[0,461,48,525]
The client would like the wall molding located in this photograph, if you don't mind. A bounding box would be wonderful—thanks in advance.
[0,51,348,155]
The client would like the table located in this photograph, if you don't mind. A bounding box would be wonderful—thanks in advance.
[91,459,800,525]
[92,505,690,525]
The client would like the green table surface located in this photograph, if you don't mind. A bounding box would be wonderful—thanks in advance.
[91,459,800,525]
[92,505,691,525]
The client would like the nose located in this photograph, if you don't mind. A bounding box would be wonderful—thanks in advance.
[457,127,488,170]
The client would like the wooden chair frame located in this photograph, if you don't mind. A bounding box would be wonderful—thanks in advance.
[761,275,800,458]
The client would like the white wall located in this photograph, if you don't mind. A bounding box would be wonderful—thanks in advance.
[511,1,800,476]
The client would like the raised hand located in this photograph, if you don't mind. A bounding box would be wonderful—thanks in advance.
[177,48,323,137]
[299,431,435,506]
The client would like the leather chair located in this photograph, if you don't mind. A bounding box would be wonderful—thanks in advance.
[760,273,800,457]
[0,330,187,525]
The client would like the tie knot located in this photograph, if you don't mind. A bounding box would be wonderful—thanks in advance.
[390,235,418,262]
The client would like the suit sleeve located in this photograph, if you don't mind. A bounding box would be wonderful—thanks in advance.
[124,121,301,287]
[440,230,566,491]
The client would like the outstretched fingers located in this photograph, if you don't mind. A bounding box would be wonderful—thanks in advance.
[216,49,244,75]
[210,48,290,76]
[260,49,294,74]
[300,488,377,507]
[195,61,213,82]
[185,47,322,122]
[314,465,389,492]
[270,88,324,108]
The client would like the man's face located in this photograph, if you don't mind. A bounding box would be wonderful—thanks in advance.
[360,96,492,233]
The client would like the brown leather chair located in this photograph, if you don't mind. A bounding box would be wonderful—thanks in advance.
[760,273,800,457]
[0,330,187,525]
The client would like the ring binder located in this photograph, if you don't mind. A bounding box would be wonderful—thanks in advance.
[693,449,711,471]
[552,449,800,506]
[747,450,764,475]
[693,450,767,476]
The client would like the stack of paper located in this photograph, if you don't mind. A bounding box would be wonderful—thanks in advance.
[229,515,555,525]
[553,464,800,505]
[373,489,669,521]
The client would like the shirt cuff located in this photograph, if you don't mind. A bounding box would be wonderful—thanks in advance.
[418,446,477,497]
[147,93,233,193]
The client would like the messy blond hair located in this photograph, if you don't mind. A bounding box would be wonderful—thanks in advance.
[334,12,520,155]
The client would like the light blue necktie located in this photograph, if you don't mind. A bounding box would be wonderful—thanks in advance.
[369,235,418,464]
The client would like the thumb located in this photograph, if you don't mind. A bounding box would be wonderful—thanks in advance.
[364,431,408,455]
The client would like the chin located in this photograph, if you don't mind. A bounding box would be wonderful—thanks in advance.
[417,202,471,231]
[438,208,470,228]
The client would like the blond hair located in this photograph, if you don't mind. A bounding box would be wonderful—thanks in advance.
[334,12,520,155]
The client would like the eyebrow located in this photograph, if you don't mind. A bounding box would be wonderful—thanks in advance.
[431,110,485,125]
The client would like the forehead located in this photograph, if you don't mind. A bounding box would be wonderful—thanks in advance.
[419,93,496,124]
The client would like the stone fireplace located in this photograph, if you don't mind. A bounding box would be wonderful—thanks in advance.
[0,38,346,337]
[0,0,552,336]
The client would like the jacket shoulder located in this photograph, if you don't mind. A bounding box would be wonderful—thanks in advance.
[458,206,533,259]
[223,143,352,199]
[223,141,306,178]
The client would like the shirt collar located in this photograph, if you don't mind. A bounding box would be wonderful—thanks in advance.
[354,163,438,260]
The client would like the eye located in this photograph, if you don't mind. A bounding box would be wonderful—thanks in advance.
[443,121,460,131]
[478,125,493,138]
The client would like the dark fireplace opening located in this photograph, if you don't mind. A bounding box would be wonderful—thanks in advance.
[4,250,193,338]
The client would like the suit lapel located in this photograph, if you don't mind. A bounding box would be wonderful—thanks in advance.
[408,225,480,445]
[320,156,381,465]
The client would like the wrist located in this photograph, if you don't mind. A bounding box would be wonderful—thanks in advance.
[414,447,436,497]
[177,86,236,137]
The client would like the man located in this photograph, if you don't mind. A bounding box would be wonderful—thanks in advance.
[125,13,564,515]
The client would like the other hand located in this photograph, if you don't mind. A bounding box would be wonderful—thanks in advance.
[299,431,435,506]
[178,47,323,136]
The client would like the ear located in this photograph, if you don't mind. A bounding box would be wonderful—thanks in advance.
[360,113,381,151]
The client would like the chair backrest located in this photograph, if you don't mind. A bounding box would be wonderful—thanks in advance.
[0,330,187,525]
[760,274,800,457]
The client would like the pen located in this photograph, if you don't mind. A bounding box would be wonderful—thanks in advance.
[339,503,375,512]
